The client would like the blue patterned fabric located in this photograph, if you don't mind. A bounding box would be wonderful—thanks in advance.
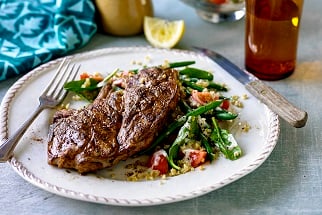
[0,0,97,81]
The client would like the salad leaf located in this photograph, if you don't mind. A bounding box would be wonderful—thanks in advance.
[64,78,100,102]
[210,117,242,160]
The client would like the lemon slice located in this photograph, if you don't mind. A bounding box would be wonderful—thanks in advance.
[144,16,185,49]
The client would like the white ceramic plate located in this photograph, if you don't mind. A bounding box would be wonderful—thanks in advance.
[0,47,279,206]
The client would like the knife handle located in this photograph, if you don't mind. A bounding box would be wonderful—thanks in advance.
[245,80,308,128]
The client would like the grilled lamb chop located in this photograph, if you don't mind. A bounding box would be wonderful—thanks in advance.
[47,67,180,173]
[47,85,124,173]
[117,67,180,160]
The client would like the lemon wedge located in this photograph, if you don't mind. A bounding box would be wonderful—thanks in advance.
[144,16,185,49]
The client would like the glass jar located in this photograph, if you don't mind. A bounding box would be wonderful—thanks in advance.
[95,0,154,36]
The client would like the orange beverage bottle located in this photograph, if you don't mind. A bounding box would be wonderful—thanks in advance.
[245,0,304,80]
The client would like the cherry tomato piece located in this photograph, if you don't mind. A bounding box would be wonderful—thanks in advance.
[80,72,90,80]
[221,99,230,110]
[148,149,169,175]
[184,149,207,168]
[91,73,104,82]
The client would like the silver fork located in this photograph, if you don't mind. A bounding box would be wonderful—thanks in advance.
[0,58,80,162]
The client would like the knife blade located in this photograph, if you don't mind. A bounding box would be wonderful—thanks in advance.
[194,47,308,128]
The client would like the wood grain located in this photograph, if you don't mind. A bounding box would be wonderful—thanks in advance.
[246,80,308,128]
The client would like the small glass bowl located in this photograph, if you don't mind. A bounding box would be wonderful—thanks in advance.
[180,0,245,23]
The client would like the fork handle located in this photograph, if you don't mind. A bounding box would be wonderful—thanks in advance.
[0,105,44,162]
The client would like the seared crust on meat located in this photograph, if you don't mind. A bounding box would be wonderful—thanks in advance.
[117,67,180,158]
[48,88,123,173]
[47,67,180,173]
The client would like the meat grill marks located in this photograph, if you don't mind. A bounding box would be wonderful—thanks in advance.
[48,86,123,173]
[47,67,180,173]
[117,67,180,159]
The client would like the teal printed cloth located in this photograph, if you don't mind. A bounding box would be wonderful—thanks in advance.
[0,0,97,81]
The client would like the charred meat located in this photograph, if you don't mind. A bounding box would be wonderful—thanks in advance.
[47,67,180,173]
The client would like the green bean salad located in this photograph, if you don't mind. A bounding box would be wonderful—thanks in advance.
[64,60,246,179]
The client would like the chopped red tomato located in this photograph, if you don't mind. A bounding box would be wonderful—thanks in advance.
[191,90,219,105]
[91,73,104,82]
[183,149,207,168]
[221,99,230,110]
[80,72,104,81]
[80,72,90,80]
[147,149,169,174]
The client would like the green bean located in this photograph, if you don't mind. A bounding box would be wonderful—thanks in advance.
[208,82,228,92]
[179,67,214,80]
[181,80,204,91]
[200,133,215,161]
[183,80,227,92]
[187,100,223,116]
[185,77,199,82]
[219,95,230,100]
[168,123,189,170]
[184,77,228,92]
[131,61,195,74]
[169,61,195,68]
[179,100,192,114]
[215,110,238,120]
[139,116,187,155]
[141,100,223,154]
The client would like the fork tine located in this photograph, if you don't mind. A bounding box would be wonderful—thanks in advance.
[54,64,80,101]
[51,63,75,99]
[48,61,72,97]
[43,58,71,96]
